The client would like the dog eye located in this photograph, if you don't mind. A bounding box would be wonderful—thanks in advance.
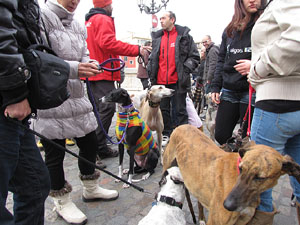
[254,175,266,181]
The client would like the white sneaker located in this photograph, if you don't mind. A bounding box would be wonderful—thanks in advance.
[162,136,170,147]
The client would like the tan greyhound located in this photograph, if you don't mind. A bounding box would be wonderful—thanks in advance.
[163,124,300,225]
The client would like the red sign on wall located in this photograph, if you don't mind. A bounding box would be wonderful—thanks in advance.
[152,14,158,28]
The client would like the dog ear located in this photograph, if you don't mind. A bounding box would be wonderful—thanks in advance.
[238,139,256,158]
[282,155,300,184]
[159,170,169,187]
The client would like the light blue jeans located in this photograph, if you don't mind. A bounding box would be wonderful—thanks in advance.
[250,107,300,212]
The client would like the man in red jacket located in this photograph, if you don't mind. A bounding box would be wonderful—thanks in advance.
[148,11,200,146]
[85,0,148,159]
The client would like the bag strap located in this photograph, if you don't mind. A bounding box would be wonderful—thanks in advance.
[40,16,52,48]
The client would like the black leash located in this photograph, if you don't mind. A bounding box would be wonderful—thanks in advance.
[7,116,145,193]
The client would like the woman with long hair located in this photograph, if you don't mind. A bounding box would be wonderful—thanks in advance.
[210,0,266,145]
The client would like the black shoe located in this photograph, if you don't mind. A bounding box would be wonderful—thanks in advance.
[98,146,119,159]
[95,157,107,169]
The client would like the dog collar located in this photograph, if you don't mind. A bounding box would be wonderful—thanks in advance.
[237,156,242,175]
[159,195,183,209]
[148,100,160,108]
[118,104,135,113]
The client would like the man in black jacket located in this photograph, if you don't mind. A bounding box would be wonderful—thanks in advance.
[147,11,200,146]
[0,1,50,224]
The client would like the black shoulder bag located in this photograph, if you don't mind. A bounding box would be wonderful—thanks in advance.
[22,17,70,110]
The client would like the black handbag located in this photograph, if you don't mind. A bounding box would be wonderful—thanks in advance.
[22,44,70,109]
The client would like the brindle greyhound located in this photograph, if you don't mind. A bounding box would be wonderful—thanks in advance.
[163,124,300,225]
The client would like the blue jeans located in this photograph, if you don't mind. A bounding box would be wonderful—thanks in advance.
[250,108,300,212]
[0,113,50,225]
[221,88,255,106]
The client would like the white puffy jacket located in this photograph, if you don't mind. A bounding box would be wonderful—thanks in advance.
[33,0,97,139]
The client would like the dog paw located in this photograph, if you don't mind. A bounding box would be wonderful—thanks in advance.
[122,183,130,189]
[122,169,129,175]
[142,172,151,180]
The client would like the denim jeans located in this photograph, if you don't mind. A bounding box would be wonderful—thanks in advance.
[250,107,300,212]
[221,88,255,106]
[0,113,50,225]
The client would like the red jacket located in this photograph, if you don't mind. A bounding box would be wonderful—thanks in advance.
[157,27,178,85]
[85,8,140,81]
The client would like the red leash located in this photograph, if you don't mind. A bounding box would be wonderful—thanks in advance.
[247,85,255,136]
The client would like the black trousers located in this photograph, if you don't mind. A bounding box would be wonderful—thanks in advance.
[42,131,97,190]
[87,80,116,151]
[214,100,254,145]
[160,83,188,137]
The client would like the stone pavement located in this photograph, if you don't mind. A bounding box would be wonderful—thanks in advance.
[6,113,298,225]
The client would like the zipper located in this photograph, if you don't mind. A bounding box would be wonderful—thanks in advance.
[166,32,169,84]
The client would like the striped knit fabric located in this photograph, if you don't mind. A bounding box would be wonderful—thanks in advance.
[116,110,157,156]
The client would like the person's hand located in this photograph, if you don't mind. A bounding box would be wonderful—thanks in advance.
[234,59,251,76]
[78,62,102,78]
[211,92,220,104]
[140,46,152,56]
[4,99,31,121]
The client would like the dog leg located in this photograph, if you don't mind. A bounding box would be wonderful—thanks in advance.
[116,143,124,183]
[123,147,135,189]
[198,201,206,225]
[157,131,164,165]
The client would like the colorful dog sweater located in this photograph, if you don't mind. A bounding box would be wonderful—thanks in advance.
[116,109,157,156]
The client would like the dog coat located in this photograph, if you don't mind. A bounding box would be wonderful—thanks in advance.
[116,110,157,156]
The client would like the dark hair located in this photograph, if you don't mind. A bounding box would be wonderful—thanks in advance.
[226,0,267,38]
[167,11,176,24]
[144,41,152,47]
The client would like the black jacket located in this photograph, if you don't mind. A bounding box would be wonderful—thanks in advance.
[0,0,42,109]
[211,21,255,93]
[147,25,200,93]
[203,43,219,83]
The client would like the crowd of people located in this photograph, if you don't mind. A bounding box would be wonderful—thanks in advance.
[1,0,300,224]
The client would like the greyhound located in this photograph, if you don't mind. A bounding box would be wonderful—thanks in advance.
[102,88,160,188]
[163,124,300,225]
[138,85,174,164]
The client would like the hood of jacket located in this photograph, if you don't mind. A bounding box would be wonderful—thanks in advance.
[85,7,110,21]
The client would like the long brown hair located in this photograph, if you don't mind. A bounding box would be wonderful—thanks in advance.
[226,0,267,38]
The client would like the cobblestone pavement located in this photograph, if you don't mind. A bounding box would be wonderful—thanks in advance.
[6,113,298,225]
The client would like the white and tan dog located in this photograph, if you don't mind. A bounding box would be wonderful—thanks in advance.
[137,85,174,163]
[138,166,186,225]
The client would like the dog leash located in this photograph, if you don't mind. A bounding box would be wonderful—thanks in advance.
[6,116,146,193]
[86,57,129,145]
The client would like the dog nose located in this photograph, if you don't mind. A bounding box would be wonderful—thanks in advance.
[223,197,238,211]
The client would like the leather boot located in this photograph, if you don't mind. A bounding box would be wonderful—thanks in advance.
[50,182,87,225]
[247,205,277,225]
[296,201,300,225]
[79,171,119,202]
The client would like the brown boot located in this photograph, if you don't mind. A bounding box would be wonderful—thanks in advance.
[247,206,277,225]
[296,201,300,225]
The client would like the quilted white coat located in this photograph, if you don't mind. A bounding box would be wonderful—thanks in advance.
[33,0,97,139]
